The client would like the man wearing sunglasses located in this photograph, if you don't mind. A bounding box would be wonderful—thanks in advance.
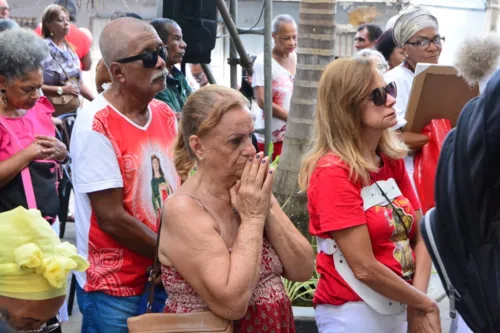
[70,17,179,333]
[0,0,10,19]
[151,18,192,116]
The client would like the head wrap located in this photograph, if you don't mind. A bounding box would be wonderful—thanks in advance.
[393,6,439,48]
[0,207,89,300]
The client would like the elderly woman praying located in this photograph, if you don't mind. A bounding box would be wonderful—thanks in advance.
[0,28,68,230]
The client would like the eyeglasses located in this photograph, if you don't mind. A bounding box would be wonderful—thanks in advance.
[406,35,445,48]
[369,82,397,106]
[116,46,167,68]
[18,316,61,333]
[0,6,10,11]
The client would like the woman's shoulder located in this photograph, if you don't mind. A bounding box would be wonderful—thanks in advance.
[384,64,412,82]
[379,153,405,174]
[32,96,55,113]
[312,153,351,179]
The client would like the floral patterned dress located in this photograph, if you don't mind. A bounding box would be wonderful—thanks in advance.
[161,239,296,332]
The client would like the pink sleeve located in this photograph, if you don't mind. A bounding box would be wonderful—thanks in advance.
[309,164,366,234]
[392,159,421,210]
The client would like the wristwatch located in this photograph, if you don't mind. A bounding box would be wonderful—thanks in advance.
[57,86,63,96]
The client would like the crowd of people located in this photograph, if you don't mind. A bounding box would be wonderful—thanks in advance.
[0,0,482,333]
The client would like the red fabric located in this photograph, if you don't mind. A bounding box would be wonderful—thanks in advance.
[83,100,179,296]
[308,153,421,307]
[162,239,295,332]
[257,140,282,161]
[413,119,452,214]
[35,24,91,70]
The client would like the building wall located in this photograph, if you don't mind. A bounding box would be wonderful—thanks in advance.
[11,0,475,89]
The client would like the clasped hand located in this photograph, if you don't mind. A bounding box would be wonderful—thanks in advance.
[230,152,275,222]
[28,135,68,162]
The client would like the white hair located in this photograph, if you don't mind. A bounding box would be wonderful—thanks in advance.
[0,28,48,82]
[454,34,500,88]
[356,49,389,74]
[272,14,296,34]
[393,6,438,48]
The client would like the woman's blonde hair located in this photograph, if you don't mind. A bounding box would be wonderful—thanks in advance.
[174,85,249,181]
[298,57,407,190]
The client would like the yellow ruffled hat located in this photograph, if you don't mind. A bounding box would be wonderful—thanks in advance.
[0,207,89,300]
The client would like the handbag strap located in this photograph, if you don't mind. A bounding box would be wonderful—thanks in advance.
[50,48,72,83]
[369,174,408,235]
[146,204,166,313]
[0,116,37,209]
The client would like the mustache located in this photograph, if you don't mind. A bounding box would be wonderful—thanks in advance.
[150,69,168,83]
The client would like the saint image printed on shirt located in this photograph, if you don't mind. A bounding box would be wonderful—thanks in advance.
[150,154,174,215]
[384,203,415,279]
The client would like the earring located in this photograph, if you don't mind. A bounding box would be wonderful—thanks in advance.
[50,31,53,37]
[0,89,6,105]
[198,156,204,161]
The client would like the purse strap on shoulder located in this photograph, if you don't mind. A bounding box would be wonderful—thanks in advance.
[146,204,165,313]
[0,117,37,210]
[50,48,72,83]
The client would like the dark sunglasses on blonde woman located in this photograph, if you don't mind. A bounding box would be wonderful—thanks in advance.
[369,82,397,106]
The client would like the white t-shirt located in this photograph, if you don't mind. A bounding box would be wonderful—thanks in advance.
[384,64,416,187]
[384,64,415,130]
[252,54,295,143]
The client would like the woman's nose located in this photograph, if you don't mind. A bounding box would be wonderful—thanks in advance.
[386,93,396,107]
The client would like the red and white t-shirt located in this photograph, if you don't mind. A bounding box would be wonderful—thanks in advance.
[252,54,295,143]
[308,153,421,306]
[71,94,179,296]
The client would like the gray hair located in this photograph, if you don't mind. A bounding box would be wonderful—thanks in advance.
[272,14,296,34]
[393,6,438,48]
[0,18,18,32]
[150,18,179,44]
[455,34,500,86]
[0,28,49,82]
[356,49,389,74]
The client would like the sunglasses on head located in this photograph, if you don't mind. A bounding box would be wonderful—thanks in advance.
[369,82,397,106]
[116,46,167,68]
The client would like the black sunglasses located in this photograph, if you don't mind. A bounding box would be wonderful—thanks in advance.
[18,315,61,333]
[116,46,167,68]
[369,82,397,106]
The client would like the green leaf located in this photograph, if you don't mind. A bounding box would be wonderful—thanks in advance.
[267,141,274,160]
[270,155,280,169]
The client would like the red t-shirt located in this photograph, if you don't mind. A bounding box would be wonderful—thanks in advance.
[35,23,91,69]
[308,153,421,307]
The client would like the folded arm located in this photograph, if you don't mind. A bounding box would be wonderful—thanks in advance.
[333,224,438,314]
[88,188,157,258]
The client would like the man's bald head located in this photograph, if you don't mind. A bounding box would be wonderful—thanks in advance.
[99,17,158,69]
[0,0,10,19]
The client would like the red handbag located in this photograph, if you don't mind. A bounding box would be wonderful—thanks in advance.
[413,119,452,213]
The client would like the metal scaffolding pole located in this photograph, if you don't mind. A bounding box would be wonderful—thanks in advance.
[201,63,217,84]
[216,0,253,75]
[263,0,272,156]
[229,0,238,89]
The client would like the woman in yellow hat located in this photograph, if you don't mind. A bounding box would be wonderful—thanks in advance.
[0,207,88,331]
